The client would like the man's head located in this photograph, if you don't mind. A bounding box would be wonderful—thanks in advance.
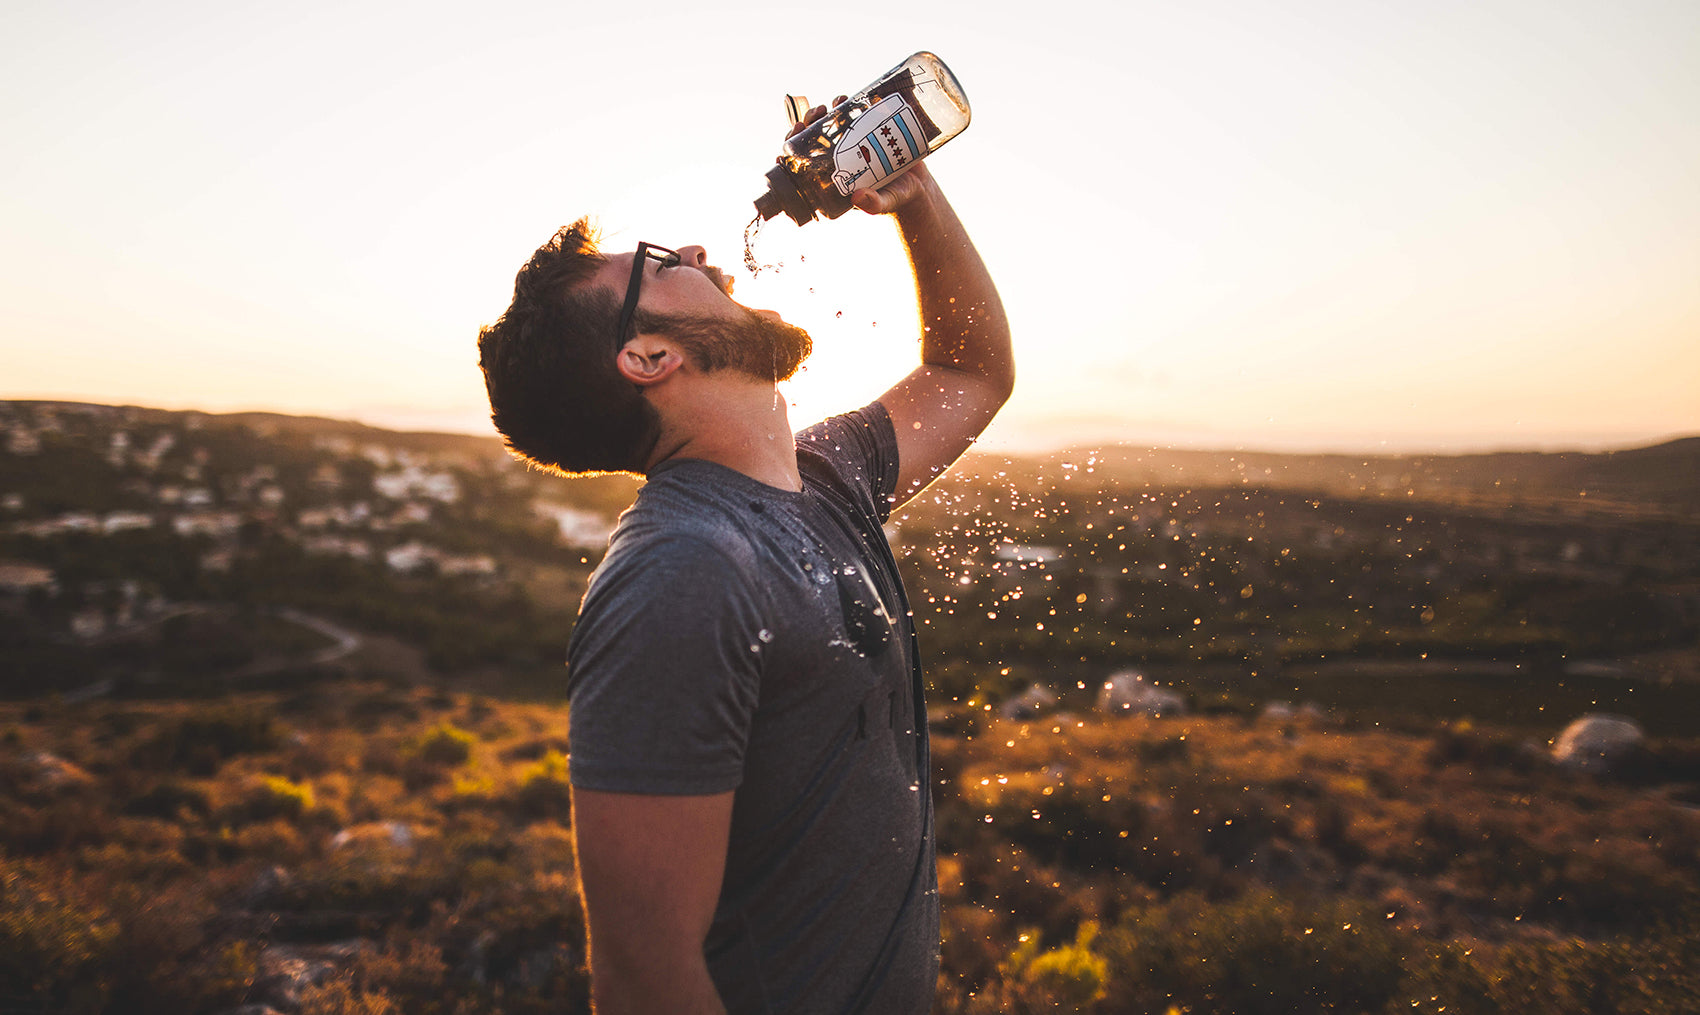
[478,220,813,476]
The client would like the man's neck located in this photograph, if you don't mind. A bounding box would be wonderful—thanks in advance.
[648,375,802,493]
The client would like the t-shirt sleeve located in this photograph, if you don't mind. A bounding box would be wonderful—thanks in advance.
[795,402,902,522]
[566,535,765,795]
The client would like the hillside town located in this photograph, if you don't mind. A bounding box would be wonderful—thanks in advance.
[1,402,616,648]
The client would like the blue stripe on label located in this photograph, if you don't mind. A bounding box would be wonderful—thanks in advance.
[871,132,895,175]
[892,112,919,160]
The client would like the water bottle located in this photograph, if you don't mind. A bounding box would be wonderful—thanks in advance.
[753,52,971,226]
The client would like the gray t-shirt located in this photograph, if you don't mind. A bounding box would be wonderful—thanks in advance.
[567,403,937,1015]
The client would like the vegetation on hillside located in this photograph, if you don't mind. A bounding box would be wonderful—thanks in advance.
[4,402,1699,1011]
[1,690,1696,1013]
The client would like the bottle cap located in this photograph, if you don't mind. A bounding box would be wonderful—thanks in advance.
[784,94,810,126]
[754,165,815,225]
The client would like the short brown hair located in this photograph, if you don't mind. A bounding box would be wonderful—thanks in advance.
[477,220,661,476]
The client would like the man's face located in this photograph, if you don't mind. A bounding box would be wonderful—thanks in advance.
[593,245,813,382]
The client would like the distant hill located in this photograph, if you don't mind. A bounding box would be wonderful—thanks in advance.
[957,436,1699,517]
[6,401,510,459]
[7,400,1695,514]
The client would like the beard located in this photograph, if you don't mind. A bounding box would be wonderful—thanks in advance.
[637,306,814,382]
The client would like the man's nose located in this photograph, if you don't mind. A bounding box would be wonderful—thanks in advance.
[676,245,708,269]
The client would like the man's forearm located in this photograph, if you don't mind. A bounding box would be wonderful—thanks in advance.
[590,949,727,1015]
[893,173,1014,396]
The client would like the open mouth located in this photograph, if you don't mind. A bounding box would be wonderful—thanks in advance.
[707,266,734,296]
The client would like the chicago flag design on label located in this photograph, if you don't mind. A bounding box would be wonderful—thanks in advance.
[831,94,924,196]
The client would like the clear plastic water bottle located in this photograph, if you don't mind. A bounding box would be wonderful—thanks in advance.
[753,52,971,226]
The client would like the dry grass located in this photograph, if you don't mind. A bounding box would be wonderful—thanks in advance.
[2,687,1696,1014]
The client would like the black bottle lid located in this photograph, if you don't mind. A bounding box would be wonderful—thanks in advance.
[755,165,816,225]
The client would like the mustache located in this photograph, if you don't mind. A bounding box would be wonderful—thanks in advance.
[635,308,812,382]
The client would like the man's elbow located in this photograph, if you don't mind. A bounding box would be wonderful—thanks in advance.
[991,362,1015,405]
[975,361,1014,410]
[589,942,724,1014]
[985,322,1015,404]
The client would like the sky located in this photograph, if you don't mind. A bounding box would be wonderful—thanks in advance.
[3,0,1696,455]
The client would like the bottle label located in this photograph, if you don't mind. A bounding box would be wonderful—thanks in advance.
[831,94,925,196]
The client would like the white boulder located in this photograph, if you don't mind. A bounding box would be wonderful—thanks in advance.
[998,683,1058,720]
[330,820,417,851]
[1551,713,1645,773]
[1096,671,1187,718]
[20,751,93,792]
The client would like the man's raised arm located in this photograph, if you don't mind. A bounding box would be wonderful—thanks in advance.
[858,161,1014,506]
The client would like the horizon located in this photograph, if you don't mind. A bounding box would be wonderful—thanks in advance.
[5,394,1692,461]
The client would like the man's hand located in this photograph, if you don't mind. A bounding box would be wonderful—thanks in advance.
[786,97,934,217]
[850,161,935,215]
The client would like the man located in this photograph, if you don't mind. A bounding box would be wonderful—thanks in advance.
[477,101,1012,1014]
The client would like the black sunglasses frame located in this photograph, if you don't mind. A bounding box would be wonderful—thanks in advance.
[615,242,682,352]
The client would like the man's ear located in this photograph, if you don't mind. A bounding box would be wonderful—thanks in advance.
[616,338,685,388]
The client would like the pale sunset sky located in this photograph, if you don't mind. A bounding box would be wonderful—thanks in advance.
[3,0,1696,454]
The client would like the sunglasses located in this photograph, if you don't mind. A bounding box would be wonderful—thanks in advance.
[615,242,682,352]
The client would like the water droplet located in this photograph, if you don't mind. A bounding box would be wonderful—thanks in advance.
[757,629,774,643]
[743,214,768,276]
[835,311,843,318]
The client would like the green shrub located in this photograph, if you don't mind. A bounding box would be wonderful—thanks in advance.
[0,859,254,1015]
[1482,934,1700,1015]
[1136,733,1191,763]
[500,738,572,763]
[243,775,316,822]
[98,881,255,1015]
[975,768,1286,893]
[134,705,282,774]
[299,978,400,1015]
[1425,723,1534,772]
[412,722,476,767]
[1101,891,1405,1014]
[1004,920,1109,1011]
[515,750,572,821]
[0,861,119,1007]
[0,796,116,855]
[349,689,422,731]
[123,779,212,820]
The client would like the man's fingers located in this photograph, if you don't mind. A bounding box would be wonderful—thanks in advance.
[785,104,832,139]
[854,166,934,215]
[851,189,887,214]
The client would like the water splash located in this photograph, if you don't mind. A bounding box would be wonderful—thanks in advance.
[744,214,781,276]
